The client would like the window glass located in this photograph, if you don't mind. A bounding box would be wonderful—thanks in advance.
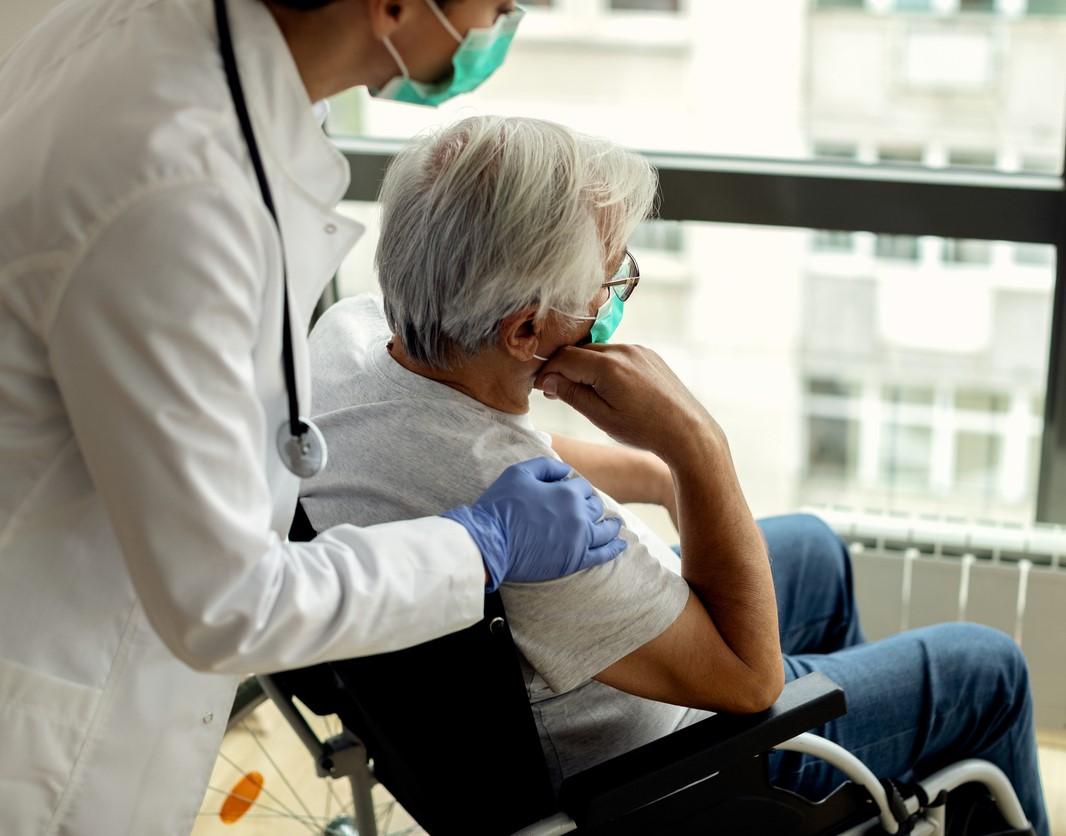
[955,388,1010,413]
[955,431,1002,494]
[896,0,934,12]
[884,385,935,406]
[875,235,922,261]
[333,208,1054,526]
[609,0,681,10]
[880,424,933,488]
[947,148,997,170]
[1028,0,1066,14]
[942,238,993,265]
[807,416,861,480]
[326,2,1066,169]
[628,220,684,253]
[808,378,861,398]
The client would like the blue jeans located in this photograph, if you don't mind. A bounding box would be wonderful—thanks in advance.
[753,514,1050,836]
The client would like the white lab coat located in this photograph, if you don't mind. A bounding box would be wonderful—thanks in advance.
[0,0,487,832]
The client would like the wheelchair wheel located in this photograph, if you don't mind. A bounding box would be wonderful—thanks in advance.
[192,677,425,836]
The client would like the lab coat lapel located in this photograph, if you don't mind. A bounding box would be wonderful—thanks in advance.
[227,0,364,409]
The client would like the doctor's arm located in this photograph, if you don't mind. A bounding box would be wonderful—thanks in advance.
[46,180,618,674]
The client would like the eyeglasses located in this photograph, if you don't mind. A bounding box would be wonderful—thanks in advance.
[603,249,640,302]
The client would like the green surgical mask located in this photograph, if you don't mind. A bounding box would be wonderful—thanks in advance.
[533,293,625,361]
[372,2,525,107]
[588,292,624,344]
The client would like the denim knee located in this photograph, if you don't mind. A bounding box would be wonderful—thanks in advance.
[778,513,850,575]
[766,513,846,558]
[921,622,1031,709]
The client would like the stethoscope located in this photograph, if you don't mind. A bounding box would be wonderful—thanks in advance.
[214,0,328,479]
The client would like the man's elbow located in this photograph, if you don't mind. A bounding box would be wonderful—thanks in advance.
[721,663,785,714]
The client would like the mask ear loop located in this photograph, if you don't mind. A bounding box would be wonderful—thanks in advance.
[533,353,549,362]
[421,0,464,43]
[382,35,412,80]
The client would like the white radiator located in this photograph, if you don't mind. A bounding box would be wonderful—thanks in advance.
[806,506,1066,733]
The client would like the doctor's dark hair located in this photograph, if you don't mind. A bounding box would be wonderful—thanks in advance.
[269,0,340,8]
[375,116,658,369]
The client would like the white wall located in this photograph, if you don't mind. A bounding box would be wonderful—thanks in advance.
[1,0,67,60]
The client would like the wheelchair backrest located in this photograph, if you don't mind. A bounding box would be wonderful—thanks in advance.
[277,502,557,836]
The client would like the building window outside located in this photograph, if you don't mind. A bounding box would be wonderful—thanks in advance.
[876,235,922,261]
[814,229,857,252]
[1027,0,1066,14]
[954,431,1003,494]
[803,378,1033,503]
[955,388,1010,413]
[607,0,681,10]
[942,237,993,264]
[807,416,861,480]
[896,0,935,12]
[804,378,862,482]
[880,423,934,488]
[629,220,684,252]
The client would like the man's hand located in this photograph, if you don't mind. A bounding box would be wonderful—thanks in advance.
[442,457,626,592]
[534,344,721,469]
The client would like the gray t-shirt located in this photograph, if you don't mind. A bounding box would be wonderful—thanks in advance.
[303,295,703,789]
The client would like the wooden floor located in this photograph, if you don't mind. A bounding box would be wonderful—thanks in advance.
[191,697,1065,835]
[1039,730,1066,834]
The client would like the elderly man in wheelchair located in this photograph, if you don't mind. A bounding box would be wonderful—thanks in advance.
[275,115,1049,835]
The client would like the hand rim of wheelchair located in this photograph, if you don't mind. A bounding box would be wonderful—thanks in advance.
[510,736,1032,836]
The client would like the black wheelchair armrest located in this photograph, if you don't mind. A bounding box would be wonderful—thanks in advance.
[559,672,846,829]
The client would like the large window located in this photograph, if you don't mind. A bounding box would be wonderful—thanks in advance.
[327,2,1066,170]
[326,0,1065,523]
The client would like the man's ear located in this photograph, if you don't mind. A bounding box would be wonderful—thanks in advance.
[365,0,412,38]
[497,305,542,362]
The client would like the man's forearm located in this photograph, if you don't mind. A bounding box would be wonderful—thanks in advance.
[670,427,783,701]
[549,433,671,506]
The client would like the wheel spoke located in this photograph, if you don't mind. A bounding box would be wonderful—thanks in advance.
[240,719,320,826]
[216,750,319,835]
[203,785,325,830]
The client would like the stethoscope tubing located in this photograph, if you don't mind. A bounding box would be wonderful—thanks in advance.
[214,0,325,477]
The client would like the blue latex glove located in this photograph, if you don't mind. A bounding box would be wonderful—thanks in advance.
[442,457,626,592]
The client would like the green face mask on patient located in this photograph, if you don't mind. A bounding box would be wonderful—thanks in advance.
[587,292,624,344]
[532,293,626,362]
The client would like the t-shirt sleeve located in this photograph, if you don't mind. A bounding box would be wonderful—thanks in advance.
[500,496,691,694]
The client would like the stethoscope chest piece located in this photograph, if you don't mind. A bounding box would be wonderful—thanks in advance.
[276,418,328,479]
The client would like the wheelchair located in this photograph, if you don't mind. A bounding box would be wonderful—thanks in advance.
[256,502,1037,836]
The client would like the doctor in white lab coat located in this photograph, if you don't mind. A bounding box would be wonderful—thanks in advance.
[0,0,630,832]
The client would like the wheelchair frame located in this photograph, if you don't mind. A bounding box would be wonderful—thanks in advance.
[255,501,1035,836]
[256,666,1032,836]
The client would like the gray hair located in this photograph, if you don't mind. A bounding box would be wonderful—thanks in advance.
[375,115,658,368]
